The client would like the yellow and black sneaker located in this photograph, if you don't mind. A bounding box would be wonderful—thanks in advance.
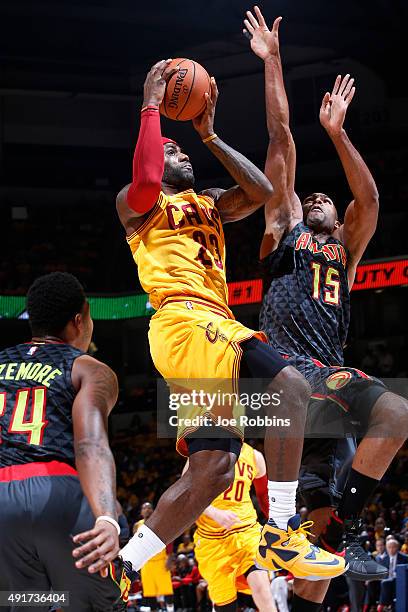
[256,514,347,580]
[109,557,136,603]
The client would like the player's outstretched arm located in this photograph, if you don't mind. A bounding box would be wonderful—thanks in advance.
[116,59,178,234]
[320,75,379,280]
[193,77,273,223]
[244,6,302,258]
[70,355,120,574]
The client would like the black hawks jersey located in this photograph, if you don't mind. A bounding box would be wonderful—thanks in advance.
[0,341,83,467]
[260,222,350,366]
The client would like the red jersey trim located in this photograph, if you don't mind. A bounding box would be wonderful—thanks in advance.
[126,193,166,242]
[0,461,78,482]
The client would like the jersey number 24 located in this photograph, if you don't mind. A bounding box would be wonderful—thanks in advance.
[0,387,47,445]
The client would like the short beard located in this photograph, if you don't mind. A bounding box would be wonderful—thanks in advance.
[162,166,195,191]
[305,213,332,234]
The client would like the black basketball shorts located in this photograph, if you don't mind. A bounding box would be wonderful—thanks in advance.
[0,461,121,612]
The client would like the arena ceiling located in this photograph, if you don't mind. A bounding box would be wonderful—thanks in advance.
[0,0,405,95]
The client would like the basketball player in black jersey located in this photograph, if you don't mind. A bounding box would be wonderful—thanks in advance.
[244,6,408,610]
[0,272,128,612]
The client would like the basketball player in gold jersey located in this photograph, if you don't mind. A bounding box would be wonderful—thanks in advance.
[73,59,346,598]
[185,443,276,611]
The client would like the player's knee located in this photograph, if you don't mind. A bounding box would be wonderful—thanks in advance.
[191,451,236,499]
[371,393,408,436]
[291,370,311,407]
[390,397,408,431]
[207,454,236,496]
[269,367,311,413]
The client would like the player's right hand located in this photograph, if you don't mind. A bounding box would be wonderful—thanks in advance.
[72,520,120,575]
[319,74,356,138]
[243,6,282,61]
[212,509,242,530]
[143,59,179,107]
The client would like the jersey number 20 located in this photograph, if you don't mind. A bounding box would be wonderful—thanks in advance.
[223,479,245,502]
[0,387,48,446]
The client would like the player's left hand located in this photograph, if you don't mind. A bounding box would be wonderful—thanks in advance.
[192,76,218,139]
[320,74,356,138]
[72,520,120,575]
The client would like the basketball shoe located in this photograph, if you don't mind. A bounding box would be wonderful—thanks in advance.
[256,514,347,580]
[109,557,137,603]
[319,513,388,581]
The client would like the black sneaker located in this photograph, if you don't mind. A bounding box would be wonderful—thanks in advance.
[342,519,388,581]
[109,557,138,602]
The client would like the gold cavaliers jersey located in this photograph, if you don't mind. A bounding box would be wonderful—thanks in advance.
[196,443,259,538]
[126,189,229,312]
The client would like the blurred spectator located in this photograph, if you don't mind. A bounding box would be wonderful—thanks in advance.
[389,508,401,533]
[376,538,408,610]
[171,554,200,611]
[177,533,195,557]
[373,538,386,562]
[401,532,408,554]
[374,517,386,540]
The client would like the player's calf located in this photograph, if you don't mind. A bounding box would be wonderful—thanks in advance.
[246,567,277,612]
[119,448,237,575]
[262,367,310,533]
[324,393,408,581]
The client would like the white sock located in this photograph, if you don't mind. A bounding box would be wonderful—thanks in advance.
[268,480,298,530]
[120,524,165,570]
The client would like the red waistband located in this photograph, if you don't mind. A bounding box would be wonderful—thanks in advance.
[0,461,78,482]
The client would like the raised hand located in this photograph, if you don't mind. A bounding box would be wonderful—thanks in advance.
[320,74,356,138]
[243,5,282,60]
[192,76,218,139]
[143,59,179,107]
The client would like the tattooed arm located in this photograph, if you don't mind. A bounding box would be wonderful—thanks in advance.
[193,77,273,223]
[201,139,273,223]
[71,355,120,574]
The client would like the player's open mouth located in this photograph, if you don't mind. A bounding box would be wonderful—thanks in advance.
[310,205,323,213]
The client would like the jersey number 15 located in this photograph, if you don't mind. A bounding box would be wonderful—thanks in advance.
[311,262,340,306]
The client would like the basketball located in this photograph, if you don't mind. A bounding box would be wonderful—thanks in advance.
[160,58,211,121]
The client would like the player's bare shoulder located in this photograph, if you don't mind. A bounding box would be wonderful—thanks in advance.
[72,354,118,404]
[116,184,149,236]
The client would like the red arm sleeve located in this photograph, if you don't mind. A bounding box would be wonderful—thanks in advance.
[253,473,269,519]
[126,107,164,214]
